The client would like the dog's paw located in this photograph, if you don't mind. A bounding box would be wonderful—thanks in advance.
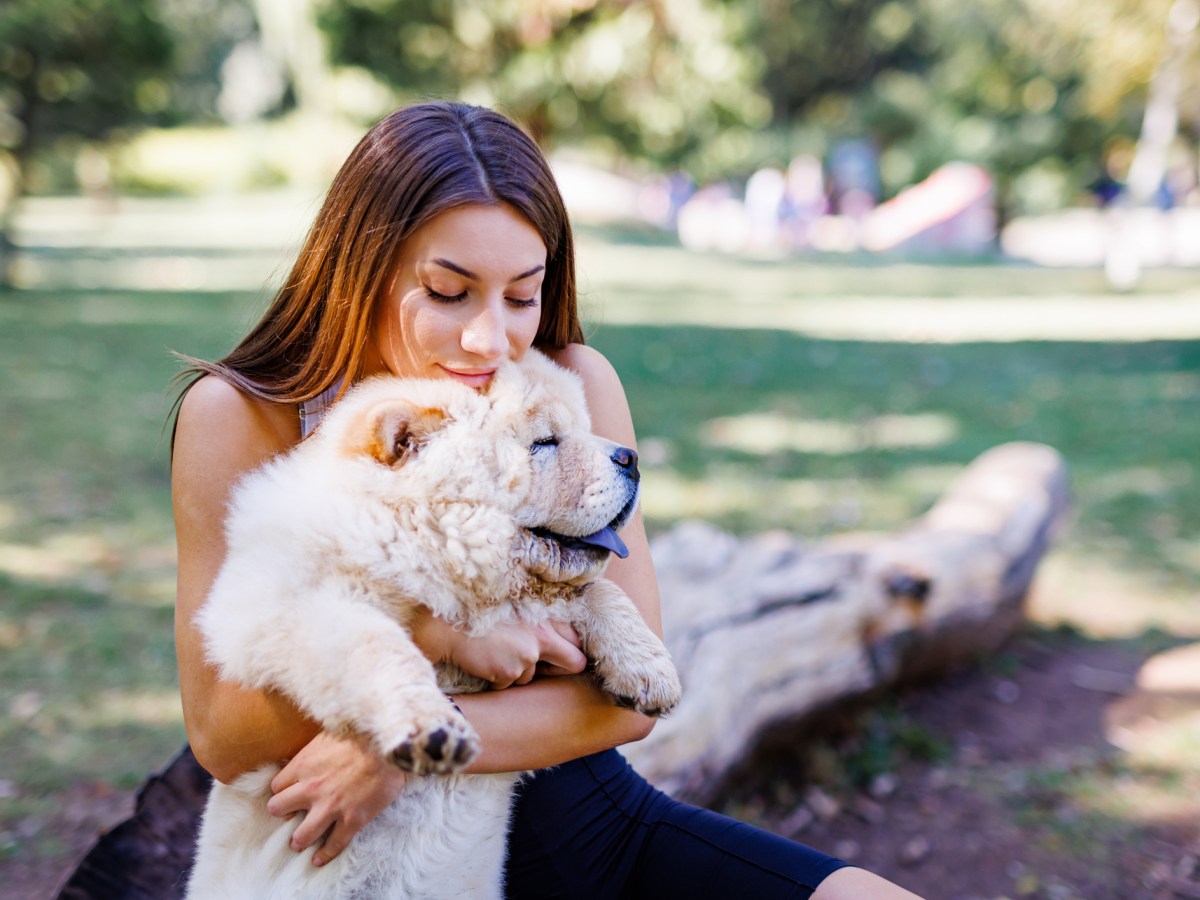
[596,653,682,718]
[388,710,479,775]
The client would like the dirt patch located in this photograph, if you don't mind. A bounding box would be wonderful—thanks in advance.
[5,784,132,900]
[733,630,1200,900]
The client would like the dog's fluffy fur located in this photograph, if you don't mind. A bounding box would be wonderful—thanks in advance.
[186,350,681,899]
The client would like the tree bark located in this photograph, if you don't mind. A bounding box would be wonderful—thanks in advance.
[621,441,1070,805]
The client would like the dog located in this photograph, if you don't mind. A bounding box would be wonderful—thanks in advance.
[186,350,682,899]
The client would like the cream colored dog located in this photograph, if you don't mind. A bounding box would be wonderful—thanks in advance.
[186,350,681,900]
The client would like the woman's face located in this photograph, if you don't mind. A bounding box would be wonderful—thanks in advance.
[365,203,548,389]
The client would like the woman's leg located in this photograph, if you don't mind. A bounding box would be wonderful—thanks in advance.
[815,867,926,899]
[505,750,919,900]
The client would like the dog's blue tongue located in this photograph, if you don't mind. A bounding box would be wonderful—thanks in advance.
[577,526,629,559]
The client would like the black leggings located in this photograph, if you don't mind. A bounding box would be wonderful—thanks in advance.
[504,749,848,899]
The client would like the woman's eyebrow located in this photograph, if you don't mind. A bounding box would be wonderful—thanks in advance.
[510,264,545,282]
[431,258,544,283]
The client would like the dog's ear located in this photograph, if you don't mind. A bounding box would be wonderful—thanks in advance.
[344,399,449,466]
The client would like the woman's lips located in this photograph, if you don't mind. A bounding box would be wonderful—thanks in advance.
[439,366,496,388]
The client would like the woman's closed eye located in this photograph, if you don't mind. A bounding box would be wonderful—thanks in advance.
[424,286,468,304]
[423,286,538,309]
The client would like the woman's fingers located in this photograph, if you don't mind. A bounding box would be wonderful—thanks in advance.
[488,659,538,690]
[290,806,334,854]
[266,780,308,820]
[440,618,587,686]
[264,731,408,864]
[270,758,301,796]
[535,622,587,675]
[311,822,353,867]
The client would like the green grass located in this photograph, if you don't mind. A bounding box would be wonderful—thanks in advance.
[1,235,1199,872]
[0,288,262,859]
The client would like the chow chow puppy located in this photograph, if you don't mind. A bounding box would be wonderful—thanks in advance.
[186,350,681,899]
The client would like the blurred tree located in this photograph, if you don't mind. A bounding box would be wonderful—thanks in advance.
[158,0,260,123]
[0,0,174,286]
[746,0,1192,218]
[317,0,770,179]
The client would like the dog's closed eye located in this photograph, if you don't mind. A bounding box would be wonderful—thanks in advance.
[531,436,559,455]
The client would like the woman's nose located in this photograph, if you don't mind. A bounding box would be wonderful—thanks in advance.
[460,304,507,359]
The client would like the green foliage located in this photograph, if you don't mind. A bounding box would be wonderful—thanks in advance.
[318,0,771,178]
[312,0,1191,209]
[0,0,175,160]
[745,0,1183,212]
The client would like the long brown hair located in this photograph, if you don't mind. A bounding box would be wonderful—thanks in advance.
[177,101,582,406]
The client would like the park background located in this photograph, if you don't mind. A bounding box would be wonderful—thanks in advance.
[2,1,1200,897]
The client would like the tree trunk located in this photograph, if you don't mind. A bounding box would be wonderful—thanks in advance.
[1104,0,1199,290]
[621,441,1070,804]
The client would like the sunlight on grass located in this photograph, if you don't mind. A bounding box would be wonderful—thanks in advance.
[642,469,876,525]
[0,530,177,608]
[640,461,963,534]
[0,534,115,584]
[1058,751,1200,830]
[1081,466,1186,504]
[701,411,958,455]
[73,689,184,730]
[1030,551,1200,638]
[577,237,1200,342]
[1164,541,1200,579]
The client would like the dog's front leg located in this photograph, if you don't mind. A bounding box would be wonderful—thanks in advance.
[200,587,478,775]
[571,579,683,718]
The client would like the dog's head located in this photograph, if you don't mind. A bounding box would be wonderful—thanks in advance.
[490,351,640,582]
[319,350,639,584]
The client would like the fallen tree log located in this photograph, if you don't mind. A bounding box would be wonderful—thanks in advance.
[621,441,1070,805]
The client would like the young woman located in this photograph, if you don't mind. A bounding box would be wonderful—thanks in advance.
[172,100,922,899]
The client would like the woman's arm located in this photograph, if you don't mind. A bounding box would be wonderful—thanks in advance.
[173,375,324,780]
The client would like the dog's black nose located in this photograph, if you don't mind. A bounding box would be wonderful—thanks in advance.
[612,446,639,477]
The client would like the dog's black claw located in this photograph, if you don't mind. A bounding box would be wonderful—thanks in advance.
[452,739,474,765]
[391,742,416,771]
[613,694,638,710]
[425,727,448,761]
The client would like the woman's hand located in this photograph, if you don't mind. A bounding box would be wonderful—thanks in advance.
[448,620,587,688]
[267,730,408,867]
[413,609,587,689]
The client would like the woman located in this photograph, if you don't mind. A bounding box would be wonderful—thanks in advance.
[173,100,921,899]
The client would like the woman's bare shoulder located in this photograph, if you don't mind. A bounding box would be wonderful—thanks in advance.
[174,375,299,478]
[544,344,634,444]
[545,343,623,390]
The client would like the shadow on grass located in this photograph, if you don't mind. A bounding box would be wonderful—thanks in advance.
[0,572,182,793]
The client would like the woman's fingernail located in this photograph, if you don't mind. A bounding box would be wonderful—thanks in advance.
[313,855,326,867]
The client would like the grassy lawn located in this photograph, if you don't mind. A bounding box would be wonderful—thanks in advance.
[1,228,1198,880]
